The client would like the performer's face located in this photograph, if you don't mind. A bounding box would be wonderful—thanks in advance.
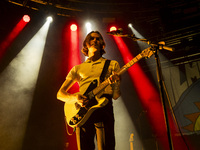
[87,33,101,55]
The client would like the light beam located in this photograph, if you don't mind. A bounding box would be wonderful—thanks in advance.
[0,16,29,60]
[0,19,52,150]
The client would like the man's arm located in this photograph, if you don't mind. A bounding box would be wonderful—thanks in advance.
[57,79,88,105]
[57,79,76,103]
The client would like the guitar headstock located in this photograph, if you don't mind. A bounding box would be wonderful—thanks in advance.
[140,47,155,58]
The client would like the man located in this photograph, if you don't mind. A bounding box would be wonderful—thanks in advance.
[57,31,121,150]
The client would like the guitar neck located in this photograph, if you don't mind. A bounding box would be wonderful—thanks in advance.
[92,79,110,96]
[92,53,143,96]
[117,53,143,76]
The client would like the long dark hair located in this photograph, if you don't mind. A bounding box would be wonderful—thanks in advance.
[81,31,106,56]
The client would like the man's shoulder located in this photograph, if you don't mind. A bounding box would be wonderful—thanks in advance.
[102,57,117,63]
[110,59,119,65]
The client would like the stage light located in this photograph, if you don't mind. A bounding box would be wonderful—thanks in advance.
[113,36,170,149]
[23,15,30,22]
[0,19,51,150]
[46,16,53,23]
[85,22,92,34]
[128,24,150,50]
[0,16,29,60]
[128,23,132,28]
[113,31,188,149]
[70,24,77,31]
[61,22,81,150]
[85,22,91,28]
[128,24,144,39]
[69,25,80,68]
[110,26,117,31]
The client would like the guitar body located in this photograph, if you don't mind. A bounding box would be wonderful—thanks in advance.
[64,79,109,128]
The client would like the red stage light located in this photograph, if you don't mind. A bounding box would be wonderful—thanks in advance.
[0,18,28,60]
[113,36,188,150]
[70,24,77,31]
[23,15,30,23]
[61,23,80,150]
[110,26,117,32]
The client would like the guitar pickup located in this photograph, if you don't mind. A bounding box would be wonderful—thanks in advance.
[75,102,81,110]
[87,91,95,100]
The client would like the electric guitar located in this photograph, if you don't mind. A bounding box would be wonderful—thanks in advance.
[64,47,154,128]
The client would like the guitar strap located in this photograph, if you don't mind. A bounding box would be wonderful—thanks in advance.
[100,59,111,83]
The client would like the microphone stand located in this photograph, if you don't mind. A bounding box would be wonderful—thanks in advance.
[153,45,174,150]
[134,35,174,150]
[114,33,174,150]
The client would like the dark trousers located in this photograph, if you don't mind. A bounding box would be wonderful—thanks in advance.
[76,99,115,150]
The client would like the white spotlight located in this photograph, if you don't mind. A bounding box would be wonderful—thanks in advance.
[0,19,51,150]
[85,22,91,28]
[128,23,133,28]
[85,22,92,34]
[46,16,53,23]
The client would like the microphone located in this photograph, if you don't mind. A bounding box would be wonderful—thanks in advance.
[107,28,123,35]
[158,41,174,51]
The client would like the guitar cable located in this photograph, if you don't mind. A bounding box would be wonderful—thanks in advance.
[64,116,76,136]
